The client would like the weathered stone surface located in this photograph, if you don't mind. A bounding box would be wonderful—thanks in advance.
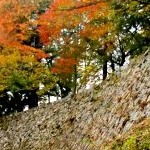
[0,51,150,150]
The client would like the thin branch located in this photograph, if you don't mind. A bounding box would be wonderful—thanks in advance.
[55,0,106,11]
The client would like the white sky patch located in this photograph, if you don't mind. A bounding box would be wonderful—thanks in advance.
[80,54,131,91]
[23,105,29,111]
[129,27,137,33]
[39,83,45,90]
[38,95,61,106]
[138,9,143,13]
[50,96,61,102]
[59,37,65,45]
[6,91,14,98]
[41,58,47,64]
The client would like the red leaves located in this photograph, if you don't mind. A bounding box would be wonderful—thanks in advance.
[0,0,35,44]
[38,0,110,45]
[51,58,77,74]
[36,52,50,60]
[38,26,51,45]
[38,0,111,79]
[0,0,111,80]
[0,0,50,62]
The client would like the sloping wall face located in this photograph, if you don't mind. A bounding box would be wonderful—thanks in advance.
[0,51,150,150]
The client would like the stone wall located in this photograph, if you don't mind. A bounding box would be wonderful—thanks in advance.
[0,50,150,150]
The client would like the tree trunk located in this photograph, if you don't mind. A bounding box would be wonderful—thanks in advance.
[120,49,126,66]
[72,64,77,96]
[109,54,115,72]
[103,59,107,80]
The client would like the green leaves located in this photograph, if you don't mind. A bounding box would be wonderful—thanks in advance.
[0,46,58,94]
[9,72,29,92]
[111,0,150,55]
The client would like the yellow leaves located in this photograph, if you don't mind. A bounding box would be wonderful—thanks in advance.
[79,64,97,85]
[51,0,75,10]
[0,45,58,92]
[0,47,29,68]
[0,0,60,92]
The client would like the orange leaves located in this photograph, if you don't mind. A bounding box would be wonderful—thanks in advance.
[51,57,77,74]
[38,26,51,44]
[0,0,50,61]
[50,0,75,10]
[38,0,110,44]
[1,41,49,61]
[80,23,112,40]
[37,0,112,79]
[38,1,81,44]
[0,0,36,45]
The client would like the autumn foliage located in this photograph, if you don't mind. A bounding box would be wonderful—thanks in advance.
[0,0,149,100]
[0,0,49,59]
[37,0,111,85]
[38,0,110,43]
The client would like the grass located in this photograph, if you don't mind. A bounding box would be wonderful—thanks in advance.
[104,118,150,150]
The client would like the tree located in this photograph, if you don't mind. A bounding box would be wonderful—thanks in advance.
[0,0,53,59]
[0,45,58,95]
[38,0,113,92]
[110,0,150,56]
